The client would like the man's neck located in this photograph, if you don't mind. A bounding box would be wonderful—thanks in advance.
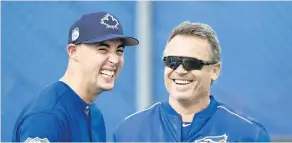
[169,94,210,122]
[59,71,100,104]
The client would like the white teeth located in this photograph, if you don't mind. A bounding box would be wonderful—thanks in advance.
[100,70,114,77]
[174,79,192,84]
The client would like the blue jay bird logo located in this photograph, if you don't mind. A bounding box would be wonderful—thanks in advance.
[24,137,50,143]
[100,13,119,30]
[194,134,228,143]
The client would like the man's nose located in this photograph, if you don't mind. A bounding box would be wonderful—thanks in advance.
[108,53,119,64]
[174,65,187,74]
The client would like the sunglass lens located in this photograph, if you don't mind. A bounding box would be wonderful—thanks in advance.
[163,56,180,69]
[183,58,203,70]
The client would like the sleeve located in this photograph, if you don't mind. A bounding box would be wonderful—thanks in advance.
[256,128,271,142]
[112,132,119,142]
[111,123,123,142]
[18,113,65,142]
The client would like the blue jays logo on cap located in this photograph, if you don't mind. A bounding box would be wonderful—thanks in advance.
[194,134,228,143]
[71,27,79,42]
[68,11,139,46]
[100,13,119,30]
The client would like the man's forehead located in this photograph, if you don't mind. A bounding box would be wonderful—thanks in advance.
[163,41,213,61]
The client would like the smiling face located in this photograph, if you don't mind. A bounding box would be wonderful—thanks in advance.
[70,39,125,92]
[164,35,221,102]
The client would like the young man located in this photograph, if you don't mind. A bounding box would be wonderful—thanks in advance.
[12,11,139,142]
[113,21,270,142]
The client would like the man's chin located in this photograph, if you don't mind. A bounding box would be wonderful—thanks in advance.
[98,83,115,91]
[170,91,193,100]
[100,88,113,91]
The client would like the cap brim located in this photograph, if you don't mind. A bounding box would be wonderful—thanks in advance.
[82,34,139,46]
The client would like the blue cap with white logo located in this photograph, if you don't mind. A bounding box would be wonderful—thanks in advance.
[68,11,139,46]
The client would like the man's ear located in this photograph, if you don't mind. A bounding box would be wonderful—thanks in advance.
[67,44,79,61]
[210,62,222,81]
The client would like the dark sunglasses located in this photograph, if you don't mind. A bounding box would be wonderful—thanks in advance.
[163,56,218,71]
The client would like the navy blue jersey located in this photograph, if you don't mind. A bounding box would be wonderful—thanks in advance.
[113,96,270,142]
[12,81,106,142]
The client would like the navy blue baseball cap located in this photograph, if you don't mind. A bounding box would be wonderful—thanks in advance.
[68,11,139,46]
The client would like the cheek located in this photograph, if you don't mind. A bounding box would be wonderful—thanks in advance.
[79,56,92,71]
[119,57,124,67]
[164,68,170,78]
[191,70,211,85]
[93,55,108,68]
[164,68,172,85]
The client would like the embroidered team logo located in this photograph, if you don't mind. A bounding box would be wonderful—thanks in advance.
[24,137,50,143]
[71,27,79,42]
[100,13,119,30]
[194,134,228,143]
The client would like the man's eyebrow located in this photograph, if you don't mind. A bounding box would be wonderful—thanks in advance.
[118,44,125,49]
[96,42,110,47]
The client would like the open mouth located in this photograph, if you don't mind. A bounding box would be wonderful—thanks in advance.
[100,70,115,78]
[173,79,193,85]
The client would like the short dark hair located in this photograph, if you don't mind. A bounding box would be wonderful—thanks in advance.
[168,21,221,62]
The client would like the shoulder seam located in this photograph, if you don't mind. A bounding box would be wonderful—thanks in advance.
[124,102,161,120]
[217,105,253,124]
[35,83,69,114]
[50,88,70,112]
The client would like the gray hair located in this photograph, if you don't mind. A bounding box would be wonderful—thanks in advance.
[167,21,221,62]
